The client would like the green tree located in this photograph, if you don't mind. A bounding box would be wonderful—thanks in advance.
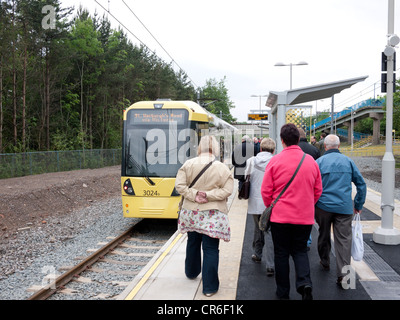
[0,1,235,155]
[200,77,236,123]
[68,9,104,150]
[393,78,400,134]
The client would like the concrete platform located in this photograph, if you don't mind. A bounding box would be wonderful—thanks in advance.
[118,180,248,300]
[118,182,400,301]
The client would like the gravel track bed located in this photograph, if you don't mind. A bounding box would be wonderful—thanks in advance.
[0,197,138,300]
[351,156,400,200]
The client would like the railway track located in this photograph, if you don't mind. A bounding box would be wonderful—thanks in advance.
[27,219,176,300]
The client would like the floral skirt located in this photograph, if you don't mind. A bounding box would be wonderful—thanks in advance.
[178,208,231,242]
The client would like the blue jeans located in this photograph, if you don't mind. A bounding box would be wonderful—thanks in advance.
[185,232,220,294]
[271,223,313,299]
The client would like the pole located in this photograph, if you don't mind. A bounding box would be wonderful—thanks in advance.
[351,110,354,151]
[330,95,334,133]
[314,119,316,138]
[259,94,262,137]
[373,0,400,245]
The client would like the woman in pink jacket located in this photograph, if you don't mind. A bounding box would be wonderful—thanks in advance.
[261,123,322,300]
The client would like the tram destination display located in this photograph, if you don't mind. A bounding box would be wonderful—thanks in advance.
[248,113,268,121]
[129,109,187,125]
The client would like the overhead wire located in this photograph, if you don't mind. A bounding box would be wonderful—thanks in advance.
[92,2,397,111]
[93,0,152,51]
[319,66,399,113]
[316,63,400,112]
[121,0,198,88]
[93,0,198,89]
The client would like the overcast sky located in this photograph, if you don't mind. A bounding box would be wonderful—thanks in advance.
[61,0,400,122]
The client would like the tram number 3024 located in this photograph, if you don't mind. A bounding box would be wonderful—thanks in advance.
[143,190,160,196]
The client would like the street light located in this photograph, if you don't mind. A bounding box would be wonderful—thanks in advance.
[274,61,308,89]
[351,110,356,151]
[313,119,316,138]
[251,94,268,111]
[251,94,268,138]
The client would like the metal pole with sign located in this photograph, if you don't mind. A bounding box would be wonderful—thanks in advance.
[373,0,400,245]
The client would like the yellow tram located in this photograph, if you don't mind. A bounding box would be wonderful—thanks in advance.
[121,100,211,219]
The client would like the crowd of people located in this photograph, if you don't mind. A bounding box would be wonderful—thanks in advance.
[175,125,366,300]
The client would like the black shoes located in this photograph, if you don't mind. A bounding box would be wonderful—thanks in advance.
[301,285,313,300]
[266,268,275,277]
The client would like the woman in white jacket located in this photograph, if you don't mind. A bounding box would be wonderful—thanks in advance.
[245,138,276,276]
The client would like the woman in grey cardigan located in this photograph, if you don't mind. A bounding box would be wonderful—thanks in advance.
[245,138,276,276]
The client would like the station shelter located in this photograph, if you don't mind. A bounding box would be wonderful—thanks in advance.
[266,76,368,153]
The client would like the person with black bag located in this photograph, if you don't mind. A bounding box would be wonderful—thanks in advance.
[245,138,276,276]
[261,124,322,300]
[232,135,254,196]
[175,135,233,298]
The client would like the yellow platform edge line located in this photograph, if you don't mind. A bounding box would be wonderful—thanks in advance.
[124,233,183,300]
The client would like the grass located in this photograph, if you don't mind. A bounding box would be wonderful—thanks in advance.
[340,144,400,158]
[395,155,400,169]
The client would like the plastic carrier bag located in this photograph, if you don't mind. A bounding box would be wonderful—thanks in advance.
[351,213,364,261]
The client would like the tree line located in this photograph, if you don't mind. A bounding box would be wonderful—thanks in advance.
[0,0,236,154]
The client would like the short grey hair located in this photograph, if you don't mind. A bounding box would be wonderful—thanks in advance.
[324,134,340,150]
[298,128,306,139]
[242,135,251,142]
[260,138,276,153]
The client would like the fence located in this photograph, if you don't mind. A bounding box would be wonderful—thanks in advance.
[336,128,371,141]
[0,149,121,179]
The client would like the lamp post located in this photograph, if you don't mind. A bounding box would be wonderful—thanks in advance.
[313,119,316,138]
[251,94,268,111]
[251,94,268,137]
[351,109,355,151]
[315,99,324,125]
[274,61,308,89]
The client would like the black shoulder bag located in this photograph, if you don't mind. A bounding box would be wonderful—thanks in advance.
[259,153,306,232]
[238,158,253,200]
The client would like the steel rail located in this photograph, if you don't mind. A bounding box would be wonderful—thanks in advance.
[27,223,139,300]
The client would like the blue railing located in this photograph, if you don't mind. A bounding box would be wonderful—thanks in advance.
[336,128,370,141]
[310,98,384,131]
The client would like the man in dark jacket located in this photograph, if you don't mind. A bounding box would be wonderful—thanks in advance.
[253,137,260,155]
[298,128,320,160]
[317,132,327,156]
[297,128,320,250]
[232,135,254,195]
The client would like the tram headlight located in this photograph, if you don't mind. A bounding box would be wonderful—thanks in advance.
[123,179,135,195]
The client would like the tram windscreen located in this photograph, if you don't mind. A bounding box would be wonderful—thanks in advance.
[124,109,198,178]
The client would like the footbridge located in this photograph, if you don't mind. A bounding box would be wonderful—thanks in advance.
[311,98,385,145]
